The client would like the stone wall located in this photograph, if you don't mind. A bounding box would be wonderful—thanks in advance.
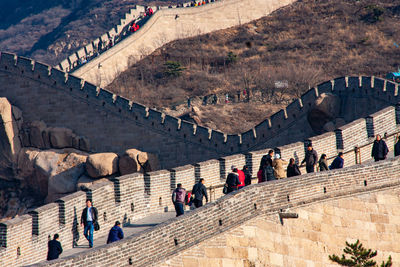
[26,156,400,267]
[1,53,399,170]
[72,0,296,87]
[0,102,398,266]
[159,187,400,266]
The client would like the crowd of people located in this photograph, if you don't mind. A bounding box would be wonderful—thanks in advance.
[46,134,400,259]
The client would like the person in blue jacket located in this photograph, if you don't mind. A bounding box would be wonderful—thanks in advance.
[107,221,124,244]
[330,152,344,170]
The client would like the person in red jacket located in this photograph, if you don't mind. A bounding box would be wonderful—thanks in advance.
[236,166,245,189]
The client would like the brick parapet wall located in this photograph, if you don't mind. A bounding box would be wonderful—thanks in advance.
[30,157,400,267]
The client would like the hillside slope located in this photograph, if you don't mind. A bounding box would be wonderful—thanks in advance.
[0,0,186,65]
[107,0,400,133]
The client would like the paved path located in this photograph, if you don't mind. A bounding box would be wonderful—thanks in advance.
[61,211,177,258]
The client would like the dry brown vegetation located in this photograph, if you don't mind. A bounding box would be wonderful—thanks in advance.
[107,0,400,133]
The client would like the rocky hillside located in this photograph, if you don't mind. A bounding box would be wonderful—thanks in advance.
[0,0,187,66]
[107,0,400,133]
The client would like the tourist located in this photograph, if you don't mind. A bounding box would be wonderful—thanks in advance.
[330,152,344,170]
[260,149,274,170]
[371,134,388,162]
[107,221,124,244]
[172,183,186,217]
[319,154,329,171]
[395,136,400,157]
[47,234,63,260]
[301,144,318,173]
[80,199,98,248]
[225,166,240,193]
[242,165,252,186]
[262,161,276,182]
[191,178,208,208]
[272,154,287,179]
[286,158,301,177]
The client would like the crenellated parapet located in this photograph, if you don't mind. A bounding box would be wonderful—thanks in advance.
[2,51,400,266]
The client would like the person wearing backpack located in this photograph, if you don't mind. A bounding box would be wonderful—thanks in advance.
[191,179,208,208]
[172,183,186,217]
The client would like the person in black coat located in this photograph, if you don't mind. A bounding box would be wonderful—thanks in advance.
[47,234,63,260]
[80,199,98,248]
[259,150,274,171]
[287,158,301,177]
[191,179,208,208]
[242,165,252,186]
[371,135,388,162]
[225,167,240,193]
[395,136,400,157]
[301,144,318,173]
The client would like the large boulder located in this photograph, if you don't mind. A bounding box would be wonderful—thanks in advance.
[119,149,142,175]
[86,153,119,178]
[48,127,74,149]
[47,152,87,201]
[119,149,160,175]
[308,93,341,134]
[11,105,23,131]
[29,121,47,149]
[16,147,41,179]
[0,98,22,180]
[22,149,88,201]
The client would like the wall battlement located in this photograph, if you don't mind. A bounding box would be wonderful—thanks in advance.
[71,0,297,87]
[0,54,400,266]
[1,52,400,168]
[25,155,400,267]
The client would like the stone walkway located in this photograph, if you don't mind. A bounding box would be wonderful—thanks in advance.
[61,211,177,258]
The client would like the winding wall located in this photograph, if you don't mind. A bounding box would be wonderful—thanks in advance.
[71,0,296,87]
[1,52,399,170]
[1,52,400,266]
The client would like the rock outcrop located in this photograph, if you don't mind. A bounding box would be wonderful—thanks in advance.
[86,153,119,178]
[119,149,160,175]
[308,93,341,134]
[0,98,22,180]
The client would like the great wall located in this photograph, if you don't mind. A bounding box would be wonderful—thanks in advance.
[1,0,400,266]
[59,0,296,87]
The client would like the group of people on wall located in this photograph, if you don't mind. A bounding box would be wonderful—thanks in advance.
[46,134,400,261]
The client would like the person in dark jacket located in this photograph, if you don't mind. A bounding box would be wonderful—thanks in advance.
[263,164,276,182]
[301,144,318,173]
[191,179,208,208]
[172,183,187,216]
[371,134,388,162]
[259,150,274,171]
[80,199,98,248]
[47,234,63,260]
[242,165,252,186]
[226,166,240,193]
[319,154,329,171]
[330,152,344,170]
[287,158,301,177]
[395,136,400,157]
[107,221,124,244]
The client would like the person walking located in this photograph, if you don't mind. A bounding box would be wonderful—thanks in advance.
[371,134,388,162]
[263,162,276,182]
[272,154,288,179]
[286,158,301,178]
[172,183,187,217]
[107,221,124,244]
[80,199,98,248]
[319,154,329,171]
[301,144,318,173]
[242,165,252,186]
[47,234,63,260]
[191,179,208,208]
[395,136,400,157]
[330,152,344,170]
[225,166,241,193]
